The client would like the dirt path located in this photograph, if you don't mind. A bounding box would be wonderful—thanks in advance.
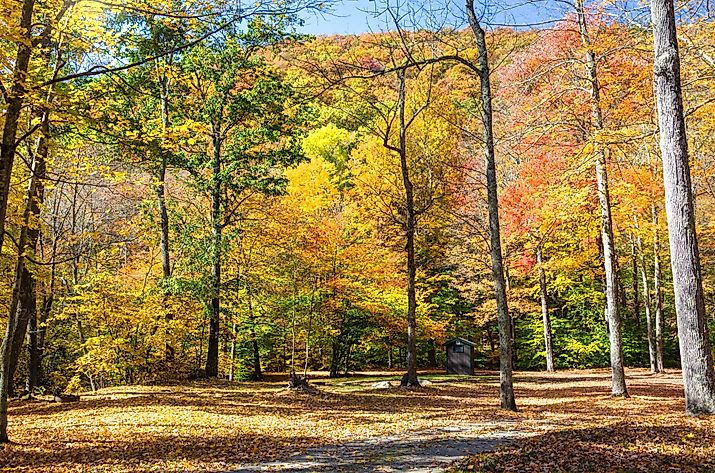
[231,422,524,473]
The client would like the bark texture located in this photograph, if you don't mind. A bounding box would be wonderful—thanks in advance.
[650,0,715,414]
[158,81,174,362]
[0,0,36,257]
[396,71,419,388]
[575,0,628,397]
[157,160,171,279]
[158,75,172,280]
[466,0,516,410]
[205,133,222,378]
[26,304,41,393]
[0,123,46,442]
[631,240,640,327]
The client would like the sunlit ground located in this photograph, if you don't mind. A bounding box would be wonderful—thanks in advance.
[1,369,710,472]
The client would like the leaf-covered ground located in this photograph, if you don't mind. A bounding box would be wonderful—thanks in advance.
[450,370,715,473]
[1,369,712,472]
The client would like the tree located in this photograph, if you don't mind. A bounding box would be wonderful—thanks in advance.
[650,0,715,414]
[536,245,555,372]
[176,25,306,377]
[573,0,628,397]
[633,218,656,372]
[0,2,71,441]
[0,0,40,256]
[465,0,516,410]
[384,69,429,388]
[0,138,46,442]
[113,10,185,285]
[652,205,665,373]
[338,65,446,387]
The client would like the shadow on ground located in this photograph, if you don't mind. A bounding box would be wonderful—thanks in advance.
[2,369,696,473]
[451,422,715,473]
[231,425,522,473]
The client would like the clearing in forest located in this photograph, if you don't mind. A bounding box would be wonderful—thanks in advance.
[1,369,713,473]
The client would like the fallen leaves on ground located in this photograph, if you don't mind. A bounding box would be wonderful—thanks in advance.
[451,369,715,473]
[1,369,711,472]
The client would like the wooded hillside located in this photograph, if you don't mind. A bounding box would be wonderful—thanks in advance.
[2,0,715,448]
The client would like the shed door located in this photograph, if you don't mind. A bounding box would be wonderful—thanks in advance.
[448,342,471,374]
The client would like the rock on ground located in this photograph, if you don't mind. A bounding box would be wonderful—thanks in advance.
[371,381,394,389]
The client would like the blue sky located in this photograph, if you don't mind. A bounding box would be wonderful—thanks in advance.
[297,0,563,35]
[297,0,651,36]
[300,0,387,35]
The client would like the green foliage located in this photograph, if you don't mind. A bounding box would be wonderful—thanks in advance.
[7,14,712,399]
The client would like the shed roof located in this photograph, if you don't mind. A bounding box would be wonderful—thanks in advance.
[444,337,476,347]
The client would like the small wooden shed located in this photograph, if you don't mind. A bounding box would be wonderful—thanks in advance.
[444,337,476,375]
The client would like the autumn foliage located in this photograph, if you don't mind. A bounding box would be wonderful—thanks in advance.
[1,0,715,468]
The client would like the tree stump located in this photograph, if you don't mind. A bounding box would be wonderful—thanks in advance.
[400,373,421,388]
[288,371,318,394]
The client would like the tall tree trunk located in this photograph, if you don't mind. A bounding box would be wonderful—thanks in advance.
[26,305,40,393]
[205,134,222,378]
[8,102,49,389]
[156,72,175,362]
[0,0,36,259]
[0,120,46,442]
[25,36,65,393]
[575,0,628,397]
[303,291,313,378]
[650,0,715,413]
[631,238,640,326]
[158,77,172,280]
[8,269,33,392]
[344,343,352,376]
[22,203,46,397]
[0,248,28,442]
[652,205,665,373]
[466,0,516,410]
[510,314,517,371]
[394,71,419,388]
[506,266,516,372]
[289,271,298,375]
[247,288,262,381]
[30,241,56,393]
[156,160,171,279]
[634,219,656,372]
[537,246,555,372]
[157,156,173,363]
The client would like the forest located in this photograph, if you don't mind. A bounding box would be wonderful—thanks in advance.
[2,0,715,471]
